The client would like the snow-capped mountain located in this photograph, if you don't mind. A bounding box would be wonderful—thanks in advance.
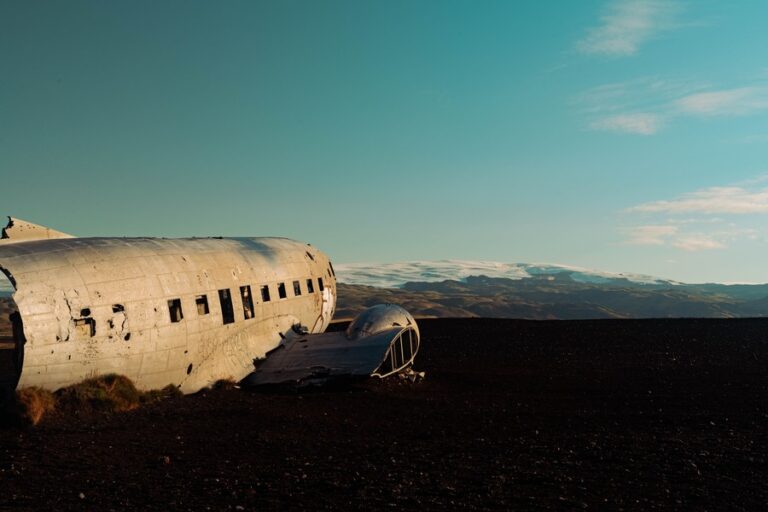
[334,261,768,320]
[335,260,680,289]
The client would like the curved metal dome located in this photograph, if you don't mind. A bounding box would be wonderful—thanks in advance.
[346,303,419,341]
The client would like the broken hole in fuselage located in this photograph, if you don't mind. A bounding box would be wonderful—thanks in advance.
[0,268,24,394]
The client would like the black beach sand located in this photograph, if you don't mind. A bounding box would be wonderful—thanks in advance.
[1,317,767,510]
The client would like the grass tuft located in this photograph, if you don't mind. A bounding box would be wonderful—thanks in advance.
[212,378,238,390]
[6,375,185,427]
[15,387,56,426]
[141,384,183,403]
[55,373,142,413]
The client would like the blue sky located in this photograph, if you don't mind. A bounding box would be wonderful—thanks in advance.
[2,0,768,282]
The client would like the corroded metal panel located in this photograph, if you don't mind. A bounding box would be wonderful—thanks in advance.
[0,235,338,393]
[0,217,75,243]
[243,327,405,386]
[0,220,418,394]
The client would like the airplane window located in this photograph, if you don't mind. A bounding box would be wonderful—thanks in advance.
[168,299,184,323]
[261,285,271,302]
[240,285,254,320]
[293,280,301,296]
[393,338,403,369]
[306,278,314,294]
[402,330,413,362]
[278,282,287,299]
[196,295,209,315]
[318,277,324,292]
[378,349,394,376]
[218,289,235,324]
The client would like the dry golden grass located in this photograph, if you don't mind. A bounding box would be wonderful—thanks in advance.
[9,374,183,426]
[55,373,143,413]
[15,387,56,426]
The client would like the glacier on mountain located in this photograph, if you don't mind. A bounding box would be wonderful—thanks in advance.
[335,260,679,289]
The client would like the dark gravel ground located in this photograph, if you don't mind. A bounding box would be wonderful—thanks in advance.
[1,317,767,511]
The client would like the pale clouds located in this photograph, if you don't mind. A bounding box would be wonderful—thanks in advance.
[671,226,758,252]
[581,80,768,135]
[624,223,756,252]
[579,77,706,113]
[624,179,768,251]
[630,186,768,214]
[577,3,768,135]
[577,0,681,56]
[625,225,678,245]
[590,113,663,134]
[673,236,725,251]
[577,77,703,135]
[676,87,768,116]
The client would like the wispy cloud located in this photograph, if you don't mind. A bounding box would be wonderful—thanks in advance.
[577,0,682,57]
[676,87,768,116]
[578,77,706,112]
[590,113,663,134]
[671,226,758,251]
[577,77,697,135]
[579,79,768,135]
[673,236,725,252]
[625,225,678,245]
[623,178,768,251]
[630,186,768,214]
[623,222,756,251]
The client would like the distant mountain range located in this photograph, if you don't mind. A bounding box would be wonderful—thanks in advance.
[335,261,768,320]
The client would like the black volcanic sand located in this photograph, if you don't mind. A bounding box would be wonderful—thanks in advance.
[1,318,768,510]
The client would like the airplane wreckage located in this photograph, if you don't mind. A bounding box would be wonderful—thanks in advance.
[0,217,420,395]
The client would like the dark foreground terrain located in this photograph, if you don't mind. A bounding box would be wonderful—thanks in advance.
[1,318,768,510]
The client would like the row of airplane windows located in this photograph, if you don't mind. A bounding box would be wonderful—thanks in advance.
[168,276,325,325]
[70,277,326,339]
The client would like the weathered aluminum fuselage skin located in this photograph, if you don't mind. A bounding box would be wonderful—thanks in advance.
[0,237,337,393]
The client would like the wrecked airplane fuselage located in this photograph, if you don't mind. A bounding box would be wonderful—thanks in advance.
[0,218,420,394]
